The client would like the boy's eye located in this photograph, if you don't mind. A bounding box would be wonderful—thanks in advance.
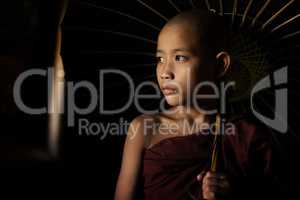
[175,55,188,62]
[156,56,165,64]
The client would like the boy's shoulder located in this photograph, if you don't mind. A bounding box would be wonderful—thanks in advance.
[130,113,159,128]
[129,114,161,147]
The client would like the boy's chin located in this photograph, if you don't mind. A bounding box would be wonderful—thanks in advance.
[165,95,184,107]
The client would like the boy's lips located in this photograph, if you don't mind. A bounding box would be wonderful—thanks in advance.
[162,85,178,95]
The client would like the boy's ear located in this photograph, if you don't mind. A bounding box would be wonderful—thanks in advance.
[216,51,231,78]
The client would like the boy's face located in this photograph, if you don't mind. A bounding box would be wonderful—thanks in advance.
[156,22,216,107]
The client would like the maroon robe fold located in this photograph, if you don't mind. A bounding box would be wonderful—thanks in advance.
[142,116,275,200]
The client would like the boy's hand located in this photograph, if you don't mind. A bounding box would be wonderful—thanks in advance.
[197,171,231,200]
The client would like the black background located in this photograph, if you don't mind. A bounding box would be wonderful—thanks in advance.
[1,0,300,198]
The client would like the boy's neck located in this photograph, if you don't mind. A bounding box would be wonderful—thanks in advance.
[166,105,204,120]
[165,105,218,124]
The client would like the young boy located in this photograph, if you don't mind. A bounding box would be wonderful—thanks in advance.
[115,10,275,200]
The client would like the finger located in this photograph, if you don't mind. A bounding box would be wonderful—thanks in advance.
[203,177,219,187]
[205,178,230,188]
[203,186,218,200]
[203,182,223,192]
[204,171,213,179]
[203,179,230,191]
[205,177,220,182]
[196,171,206,182]
[205,171,227,180]
[204,171,222,181]
[203,183,219,193]
[203,191,216,200]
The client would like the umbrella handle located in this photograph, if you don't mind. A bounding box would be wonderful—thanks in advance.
[210,114,222,172]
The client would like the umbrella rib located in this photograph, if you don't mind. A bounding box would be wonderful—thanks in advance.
[136,0,169,22]
[232,0,238,24]
[190,0,196,8]
[281,30,300,40]
[167,0,181,13]
[261,0,295,30]
[80,1,161,31]
[271,13,300,33]
[205,0,211,10]
[219,0,223,16]
[67,27,157,44]
[241,0,253,26]
[251,0,272,27]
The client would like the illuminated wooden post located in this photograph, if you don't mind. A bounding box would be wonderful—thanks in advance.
[48,0,68,159]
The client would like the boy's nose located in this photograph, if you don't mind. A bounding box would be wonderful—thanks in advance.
[160,71,174,80]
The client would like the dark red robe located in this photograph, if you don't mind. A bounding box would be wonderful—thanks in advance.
[143,116,278,200]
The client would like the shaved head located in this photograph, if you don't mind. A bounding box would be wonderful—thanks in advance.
[161,9,227,58]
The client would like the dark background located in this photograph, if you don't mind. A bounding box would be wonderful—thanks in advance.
[1,0,300,198]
